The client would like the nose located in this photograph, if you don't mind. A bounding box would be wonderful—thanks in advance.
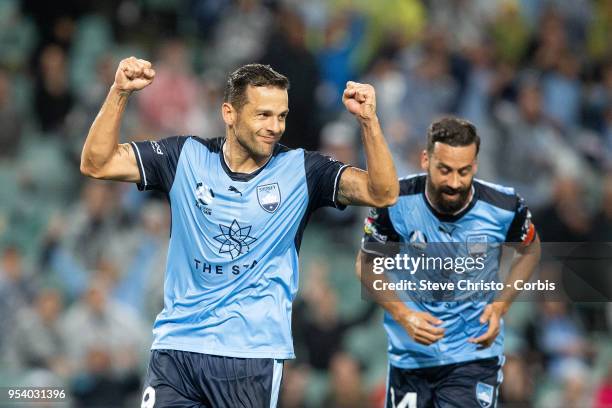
[267,117,282,135]
[447,173,461,190]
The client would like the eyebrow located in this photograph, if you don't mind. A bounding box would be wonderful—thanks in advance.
[255,109,289,115]
[437,162,473,172]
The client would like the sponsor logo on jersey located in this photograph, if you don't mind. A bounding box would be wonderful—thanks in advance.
[257,183,281,213]
[213,219,257,259]
[150,140,164,155]
[476,382,494,407]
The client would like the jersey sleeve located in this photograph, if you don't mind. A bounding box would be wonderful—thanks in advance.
[361,207,401,256]
[130,136,189,192]
[304,151,351,210]
[506,194,537,245]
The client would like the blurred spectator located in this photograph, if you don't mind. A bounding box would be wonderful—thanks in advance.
[499,354,534,406]
[293,261,376,371]
[316,11,364,112]
[536,301,588,381]
[260,7,320,150]
[209,0,272,71]
[494,79,583,208]
[34,44,74,133]
[0,68,23,158]
[138,38,201,135]
[6,288,70,376]
[60,275,148,376]
[323,352,369,408]
[541,52,582,131]
[535,177,593,242]
[590,172,612,241]
[278,362,308,408]
[71,346,141,408]
[0,246,36,349]
[595,363,612,408]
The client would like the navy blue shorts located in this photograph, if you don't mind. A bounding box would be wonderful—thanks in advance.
[386,357,504,408]
[141,350,283,408]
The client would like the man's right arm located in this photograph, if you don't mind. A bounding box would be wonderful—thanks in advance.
[358,208,445,345]
[80,57,155,181]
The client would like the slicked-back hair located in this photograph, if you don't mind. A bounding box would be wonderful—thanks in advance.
[426,117,480,155]
[223,64,290,111]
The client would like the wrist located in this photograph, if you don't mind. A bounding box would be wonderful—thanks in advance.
[492,301,510,316]
[358,114,380,128]
[110,84,132,98]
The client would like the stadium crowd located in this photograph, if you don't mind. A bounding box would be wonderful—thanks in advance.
[0,0,611,406]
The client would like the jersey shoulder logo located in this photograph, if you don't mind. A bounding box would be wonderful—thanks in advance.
[256,183,281,213]
[476,382,494,407]
[213,219,257,259]
[195,182,214,215]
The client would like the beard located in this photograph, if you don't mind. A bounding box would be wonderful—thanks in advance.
[426,175,472,214]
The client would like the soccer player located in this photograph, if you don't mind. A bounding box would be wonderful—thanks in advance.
[357,117,541,408]
[80,57,398,407]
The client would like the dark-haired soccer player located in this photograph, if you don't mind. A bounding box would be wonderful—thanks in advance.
[80,57,398,407]
[358,117,541,408]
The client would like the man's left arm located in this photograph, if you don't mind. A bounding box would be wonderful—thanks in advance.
[336,81,399,207]
[470,195,541,347]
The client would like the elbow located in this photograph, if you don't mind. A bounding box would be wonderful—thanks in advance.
[79,160,103,179]
[369,181,399,207]
[372,189,398,207]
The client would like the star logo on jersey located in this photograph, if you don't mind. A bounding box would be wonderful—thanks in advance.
[256,183,281,213]
[213,219,257,259]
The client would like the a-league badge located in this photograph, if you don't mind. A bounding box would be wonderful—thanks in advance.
[257,183,281,213]
[475,382,494,408]
[467,234,488,257]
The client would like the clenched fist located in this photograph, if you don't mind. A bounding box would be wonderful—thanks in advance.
[342,81,377,121]
[113,56,155,93]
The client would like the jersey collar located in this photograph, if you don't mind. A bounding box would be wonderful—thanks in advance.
[219,140,279,182]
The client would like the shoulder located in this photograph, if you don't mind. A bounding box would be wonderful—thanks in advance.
[399,174,426,196]
[189,136,224,153]
[474,178,520,212]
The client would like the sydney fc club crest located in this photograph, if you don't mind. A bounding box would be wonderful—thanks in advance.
[476,382,494,407]
[256,183,281,213]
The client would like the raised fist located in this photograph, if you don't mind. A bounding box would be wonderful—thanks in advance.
[342,81,377,121]
[113,56,155,93]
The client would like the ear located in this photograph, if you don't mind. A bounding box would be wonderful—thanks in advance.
[420,150,429,171]
[221,102,236,126]
[473,159,479,176]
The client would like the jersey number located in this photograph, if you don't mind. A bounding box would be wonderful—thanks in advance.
[391,387,417,408]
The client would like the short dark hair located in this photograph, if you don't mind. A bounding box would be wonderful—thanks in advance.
[426,117,480,155]
[223,64,290,111]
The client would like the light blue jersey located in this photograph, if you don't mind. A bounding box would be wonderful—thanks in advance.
[362,174,534,369]
[131,136,349,359]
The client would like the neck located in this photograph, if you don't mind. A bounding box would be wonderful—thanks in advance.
[224,130,272,173]
[425,182,474,216]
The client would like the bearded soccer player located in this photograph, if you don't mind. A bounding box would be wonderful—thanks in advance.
[357,117,541,408]
[80,57,398,407]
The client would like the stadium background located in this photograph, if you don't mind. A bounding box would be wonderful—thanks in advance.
[0,0,611,406]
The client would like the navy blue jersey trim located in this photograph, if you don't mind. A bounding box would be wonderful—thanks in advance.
[192,136,223,153]
[474,181,517,212]
[202,138,291,182]
[399,175,425,196]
